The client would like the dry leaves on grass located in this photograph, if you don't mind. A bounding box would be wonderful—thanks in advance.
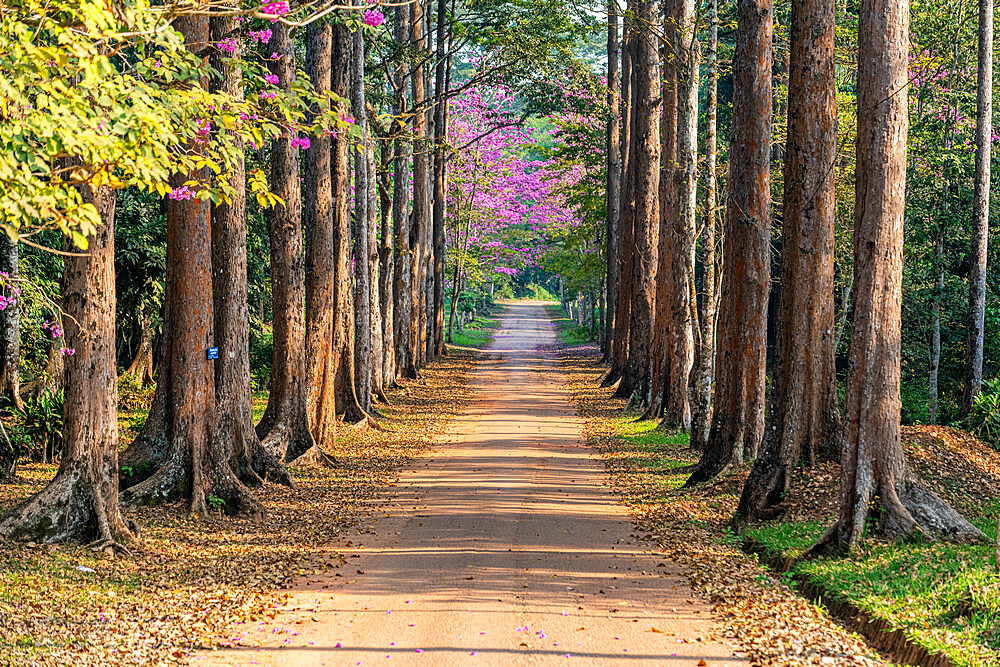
[555,347,885,667]
[0,350,480,667]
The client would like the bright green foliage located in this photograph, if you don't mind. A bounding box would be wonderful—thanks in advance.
[0,0,346,247]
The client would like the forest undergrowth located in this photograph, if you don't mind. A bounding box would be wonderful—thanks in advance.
[553,312,1000,666]
[0,346,485,666]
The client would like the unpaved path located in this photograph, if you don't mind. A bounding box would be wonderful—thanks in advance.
[199,302,744,666]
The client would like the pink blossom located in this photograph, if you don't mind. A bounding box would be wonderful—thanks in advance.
[364,9,385,27]
[169,185,196,200]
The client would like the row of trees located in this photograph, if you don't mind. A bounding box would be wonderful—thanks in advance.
[0,0,589,545]
[601,0,992,551]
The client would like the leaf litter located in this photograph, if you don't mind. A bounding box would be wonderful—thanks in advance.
[555,344,887,666]
[0,349,481,666]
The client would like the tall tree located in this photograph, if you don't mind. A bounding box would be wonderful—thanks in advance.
[621,0,660,406]
[411,0,430,371]
[352,20,374,415]
[431,0,449,359]
[962,0,993,420]
[377,138,396,391]
[210,13,296,481]
[331,21,365,420]
[253,22,317,463]
[0,233,22,410]
[603,14,634,389]
[656,0,696,428]
[686,0,772,485]
[0,183,135,545]
[121,17,260,516]
[649,0,678,418]
[809,0,984,553]
[737,0,839,521]
[604,0,621,361]
[303,19,340,454]
[392,5,415,379]
[691,0,720,450]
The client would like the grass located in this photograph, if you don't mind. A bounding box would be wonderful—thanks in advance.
[448,313,500,349]
[545,304,595,345]
[741,514,1000,665]
[585,395,1000,665]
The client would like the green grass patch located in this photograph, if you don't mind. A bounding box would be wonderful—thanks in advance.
[602,404,1000,664]
[520,282,558,301]
[449,314,500,350]
[545,304,593,345]
[742,508,1000,664]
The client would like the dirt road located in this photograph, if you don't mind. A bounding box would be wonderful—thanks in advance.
[199,302,743,666]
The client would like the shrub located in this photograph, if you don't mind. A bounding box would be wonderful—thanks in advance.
[15,389,64,462]
[969,377,1000,448]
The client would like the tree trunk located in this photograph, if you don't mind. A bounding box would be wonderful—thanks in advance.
[928,229,943,423]
[121,17,261,517]
[621,0,660,407]
[604,19,635,389]
[691,0,720,450]
[303,19,340,455]
[648,0,678,417]
[210,15,297,482]
[659,0,697,429]
[411,0,430,372]
[392,2,414,379]
[252,22,317,464]
[604,0,621,361]
[737,0,839,521]
[331,23,368,422]
[833,271,852,352]
[962,0,992,420]
[352,23,374,415]
[367,143,384,400]
[120,304,155,387]
[0,233,22,410]
[431,0,449,359]
[809,0,984,553]
[1,183,135,545]
[687,0,772,486]
[378,139,396,392]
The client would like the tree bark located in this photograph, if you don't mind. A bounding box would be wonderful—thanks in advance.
[393,2,415,379]
[411,0,430,372]
[687,0,771,486]
[431,0,449,359]
[251,22,317,466]
[962,0,992,420]
[737,0,839,520]
[330,23,367,422]
[0,232,22,410]
[604,0,621,361]
[658,0,697,429]
[1,183,135,545]
[604,16,635,389]
[648,0,678,417]
[367,142,384,400]
[210,14,297,482]
[378,139,396,392]
[303,20,340,455]
[352,23,374,415]
[120,303,155,387]
[620,0,660,407]
[809,0,984,553]
[928,228,943,423]
[691,0,720,450]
